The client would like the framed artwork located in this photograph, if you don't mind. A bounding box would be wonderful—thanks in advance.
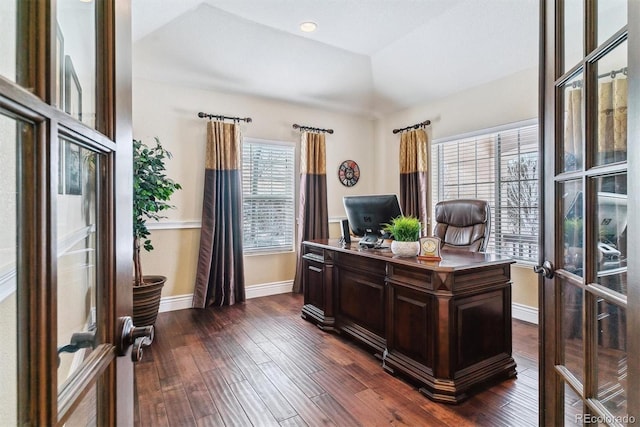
[64,55,82,122]
[64,142,82,195]
[56,25,64,110]
[418,236,441,261]
[58,140,64,194]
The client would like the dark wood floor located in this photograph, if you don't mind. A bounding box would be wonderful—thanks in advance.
[134,293,539,427]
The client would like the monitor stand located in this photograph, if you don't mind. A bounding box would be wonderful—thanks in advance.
[359,233,380,248]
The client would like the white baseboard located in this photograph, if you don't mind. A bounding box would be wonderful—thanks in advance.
[159,294,193,313]
[158,280,294,313]
[159,284,539,327]
[245,280,293,299]
[512,302,538,325]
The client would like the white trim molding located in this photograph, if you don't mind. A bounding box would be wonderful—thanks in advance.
[245,280,293,299]
[512,302,538,325]
[0,266,17,302]
[159,294,193,313]
[147,220,202,230]
[158,281,538,326]
[158,280,294,313]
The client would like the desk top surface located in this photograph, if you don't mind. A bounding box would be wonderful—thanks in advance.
[303,239,515,272]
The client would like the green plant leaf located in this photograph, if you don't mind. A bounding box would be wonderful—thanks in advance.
[382,215,421,242]
[133,137,181,286]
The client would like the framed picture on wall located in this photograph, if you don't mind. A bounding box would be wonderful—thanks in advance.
[64,142,82,195]
[58,141,65,194]
[64,55,82,122]
[56,25,64,110]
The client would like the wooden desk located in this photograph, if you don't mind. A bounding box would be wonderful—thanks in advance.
[300,239,517,404]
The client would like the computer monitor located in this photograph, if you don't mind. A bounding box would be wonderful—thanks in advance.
[343,194,403,248]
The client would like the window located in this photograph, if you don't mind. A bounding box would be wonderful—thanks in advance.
[242,138,296,253]
[431,121,539,263]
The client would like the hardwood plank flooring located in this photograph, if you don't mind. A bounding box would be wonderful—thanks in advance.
[134,293,539,426]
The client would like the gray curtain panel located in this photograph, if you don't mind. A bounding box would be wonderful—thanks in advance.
[192,121,246,308]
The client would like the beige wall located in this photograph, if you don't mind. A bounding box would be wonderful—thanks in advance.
[0,111,17,422]
[133,78,376,295]
[512,264,539,309]
[133,68,540,311]
[373,67,538,195]
[0,291,17,422]
[372,67,540,309]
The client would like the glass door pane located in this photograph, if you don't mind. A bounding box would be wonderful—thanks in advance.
[595,40,628,166]
[596,299,627,418]
[564,382,584,425]
[56,139,99,390]
[0,1,17,82]
[595,174,627,295]
[0,112,25,425]
[561,180,584,276]
[562,73,584,172]
[598,0,627,45]
[564,0,584,72]
[57,0,96,128]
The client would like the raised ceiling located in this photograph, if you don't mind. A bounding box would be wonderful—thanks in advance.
[132,0,539,118]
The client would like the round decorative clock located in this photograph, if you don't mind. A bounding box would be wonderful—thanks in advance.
[338,160,360,187]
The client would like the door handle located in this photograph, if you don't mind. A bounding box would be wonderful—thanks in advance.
[119,316,154,362]
[533,260,555,279]
[57,329,97,367]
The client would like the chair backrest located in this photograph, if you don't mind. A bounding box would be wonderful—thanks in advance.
[433,199,491,252]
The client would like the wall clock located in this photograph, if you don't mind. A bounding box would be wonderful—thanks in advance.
[338,160,360,187]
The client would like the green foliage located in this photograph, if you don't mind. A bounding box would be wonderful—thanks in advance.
[133,137,181,286]
[564,217,583,247]
[383,215,421,242]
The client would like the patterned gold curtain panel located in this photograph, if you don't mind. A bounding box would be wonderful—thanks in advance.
[399,128,429,235]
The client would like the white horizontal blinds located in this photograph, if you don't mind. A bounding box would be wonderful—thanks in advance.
[432,122,539,262]
[242,139,295,253]
[433,135,498,253]
[496,124,539,262]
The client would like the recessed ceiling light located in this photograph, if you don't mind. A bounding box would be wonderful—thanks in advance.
[300,21,317,33]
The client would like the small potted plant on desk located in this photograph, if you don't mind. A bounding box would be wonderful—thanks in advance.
[133,137,181,327]
[383,215,422,257]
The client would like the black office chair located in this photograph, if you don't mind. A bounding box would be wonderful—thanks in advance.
[433,199,491,252]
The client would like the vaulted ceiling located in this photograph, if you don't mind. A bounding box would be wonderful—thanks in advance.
[132,0,539,118]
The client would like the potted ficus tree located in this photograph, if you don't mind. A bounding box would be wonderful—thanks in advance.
[133,137,181,326]
[383,215,422,257]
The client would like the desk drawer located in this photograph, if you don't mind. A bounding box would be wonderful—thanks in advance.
[335,252,386,276]
[387,264,433,290]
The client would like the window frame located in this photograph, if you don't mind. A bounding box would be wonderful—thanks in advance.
[241,137,296,255]
[431,119,539,264]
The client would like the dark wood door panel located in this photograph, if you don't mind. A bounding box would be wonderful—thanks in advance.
[338,268,385,335]
[389,285,433,367]
[305,262,324,309]
[454,289,508,371]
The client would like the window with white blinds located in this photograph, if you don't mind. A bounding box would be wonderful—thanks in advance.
[431,122,539,262]
[242,138,296,253]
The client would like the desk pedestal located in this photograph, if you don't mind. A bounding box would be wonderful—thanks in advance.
[301,240,517,404]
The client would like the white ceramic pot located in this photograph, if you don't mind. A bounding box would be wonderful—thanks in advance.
[390,240,420,257]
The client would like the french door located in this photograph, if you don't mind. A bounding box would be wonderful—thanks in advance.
[0,1,136,425]
[541,0,639,424]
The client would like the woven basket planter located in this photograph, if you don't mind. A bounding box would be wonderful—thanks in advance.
[133,275,166,327]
